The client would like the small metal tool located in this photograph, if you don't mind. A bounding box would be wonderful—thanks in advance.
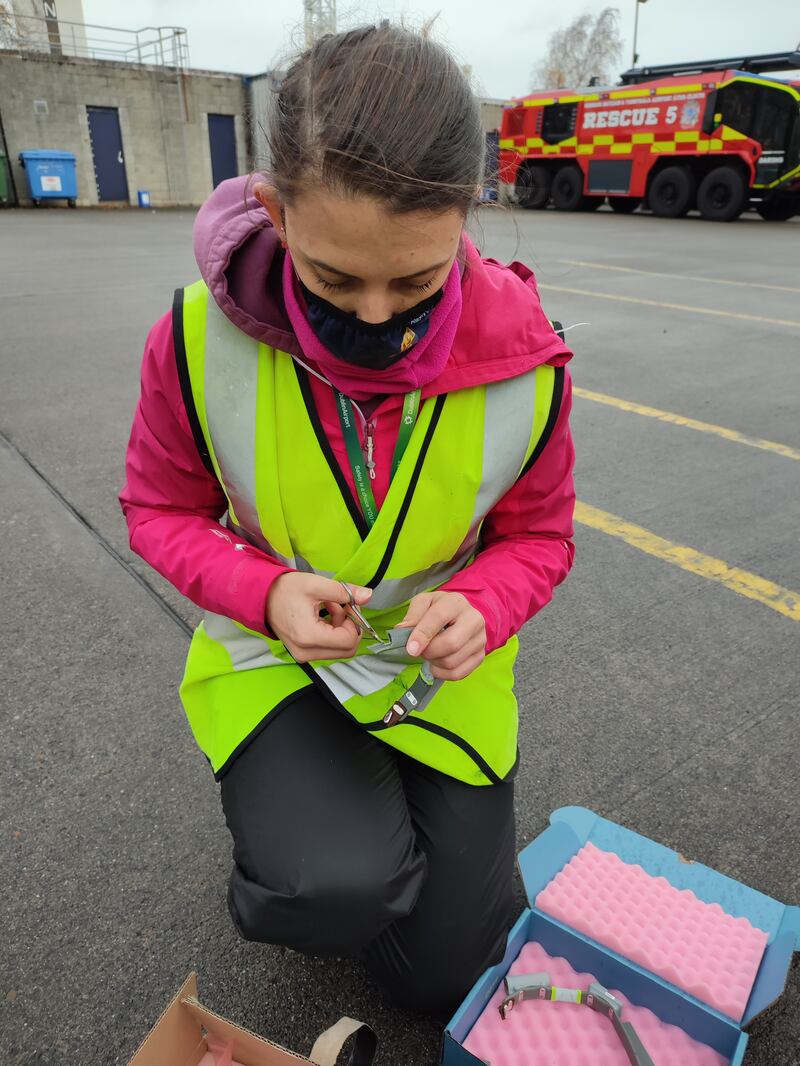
[499,972,654,1066]
[339,581,381,642]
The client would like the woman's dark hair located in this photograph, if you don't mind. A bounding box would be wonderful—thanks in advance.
[268,22,485,214]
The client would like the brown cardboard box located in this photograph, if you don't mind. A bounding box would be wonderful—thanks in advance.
[128,973,376,1066]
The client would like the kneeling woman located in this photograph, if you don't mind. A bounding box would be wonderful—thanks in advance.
[121,23,575,1016]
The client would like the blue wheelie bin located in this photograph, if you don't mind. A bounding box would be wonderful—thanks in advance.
[18,150,78,207]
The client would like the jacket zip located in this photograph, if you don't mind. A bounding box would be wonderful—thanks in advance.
[365,420,377,480]
[351,400,378,482]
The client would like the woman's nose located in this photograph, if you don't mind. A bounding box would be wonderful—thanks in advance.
[353,292,397,324]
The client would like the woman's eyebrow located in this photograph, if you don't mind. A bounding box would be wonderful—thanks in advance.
[305,254,451,281]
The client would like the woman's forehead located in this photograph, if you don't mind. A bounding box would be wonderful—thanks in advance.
[285,188,462,279]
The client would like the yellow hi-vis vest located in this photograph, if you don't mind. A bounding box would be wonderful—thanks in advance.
[175,280,564,786]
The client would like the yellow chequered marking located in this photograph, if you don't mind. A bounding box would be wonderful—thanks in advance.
[577,144,594,155]
[656,83,703,94]
[675,131,700,142]
[573,387,800,462]
[709,139,723,150]
[499,138,516,150]
[652,141,676,152]
[526,137,545,147]
[721,127,747,140]
[610,143,633,154]
[632,132,655,144]
[574,502,800,622]
[559,137,577,147]
[593,135,614,145]
[524,98,554,107]
[542,145,561,154]
[609,88,650,99]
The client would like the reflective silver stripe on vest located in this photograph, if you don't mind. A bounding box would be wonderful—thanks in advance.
[204,612,411,702]
[204,296,265,539]
[204,612,285,671]
[314,654,411,703]
[227,518,316,573]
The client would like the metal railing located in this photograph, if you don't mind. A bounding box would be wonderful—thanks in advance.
[0,11,189,69]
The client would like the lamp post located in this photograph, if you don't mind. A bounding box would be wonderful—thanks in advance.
[632,0,648,67]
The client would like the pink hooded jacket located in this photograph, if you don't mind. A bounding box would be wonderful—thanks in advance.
[120,177,576,653]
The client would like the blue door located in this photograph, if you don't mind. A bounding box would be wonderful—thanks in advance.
[87,106,129,202]
[208,113,238,188]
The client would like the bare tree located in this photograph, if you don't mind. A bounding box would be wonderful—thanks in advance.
[531,8,623,90]
[0,2,18,51]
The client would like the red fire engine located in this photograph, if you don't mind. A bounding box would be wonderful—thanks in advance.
[499,49,800,221]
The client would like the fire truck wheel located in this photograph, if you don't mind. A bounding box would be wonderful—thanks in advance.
[608,196,641,214]
[697,166,748,222]
[756,198,797,221]
[516,165,551,210]
[551,166,586,211]
[648,167,696,218]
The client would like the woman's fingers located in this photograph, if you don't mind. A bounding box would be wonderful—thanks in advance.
[424,615,479,663]
[427,632,486,672]
[402,596,462,657]
[323,600,349,627]
[430,650,486,682]
[287,617,361,662]
[310,575,373,607]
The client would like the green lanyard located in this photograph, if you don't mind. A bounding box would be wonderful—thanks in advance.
[334,389,421,529]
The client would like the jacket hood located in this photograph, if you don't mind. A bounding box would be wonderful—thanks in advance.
[193,176,572,392]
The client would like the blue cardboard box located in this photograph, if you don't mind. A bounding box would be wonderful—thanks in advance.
[442,807,800,1065]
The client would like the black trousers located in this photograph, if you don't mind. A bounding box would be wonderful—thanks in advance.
[219,689,516,1016]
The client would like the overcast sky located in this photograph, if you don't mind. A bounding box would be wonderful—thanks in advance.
[82,0,799,99]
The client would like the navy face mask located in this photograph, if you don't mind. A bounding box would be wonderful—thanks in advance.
[299,281,444,370]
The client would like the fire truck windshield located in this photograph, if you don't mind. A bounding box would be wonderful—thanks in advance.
[717,81,796,154]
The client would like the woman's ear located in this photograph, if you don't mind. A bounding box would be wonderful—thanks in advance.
[253,182,286,242]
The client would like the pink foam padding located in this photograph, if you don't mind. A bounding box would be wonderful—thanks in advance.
[462,941,729,1065]
[535,842,768,1021]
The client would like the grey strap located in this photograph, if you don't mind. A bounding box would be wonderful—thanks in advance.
[309,1017,378,1066]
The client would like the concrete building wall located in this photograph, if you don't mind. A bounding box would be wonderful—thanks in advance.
[247,70,281,173]
[479,99,505,133]
[0,51,248,205]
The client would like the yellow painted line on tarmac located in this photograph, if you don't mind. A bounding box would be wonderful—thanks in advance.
[574,501,800,621]
[573,387,800,461]
[538,284,800,329]
[560,259,800,295]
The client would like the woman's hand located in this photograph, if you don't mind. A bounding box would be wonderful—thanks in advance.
[399,591,486,681]
[267,573,372,663]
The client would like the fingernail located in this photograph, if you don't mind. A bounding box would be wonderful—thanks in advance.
[407,640,419,656]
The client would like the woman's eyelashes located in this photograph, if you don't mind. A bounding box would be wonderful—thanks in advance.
[311,271,437,295]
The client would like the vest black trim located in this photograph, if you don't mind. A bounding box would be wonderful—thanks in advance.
[298,660,503,785]
[365,392,447,590]
[395,717,504,786]
[213,688,309,779]
[294,363,371,541]
[172,288,215,477]
[517,364,565,480]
